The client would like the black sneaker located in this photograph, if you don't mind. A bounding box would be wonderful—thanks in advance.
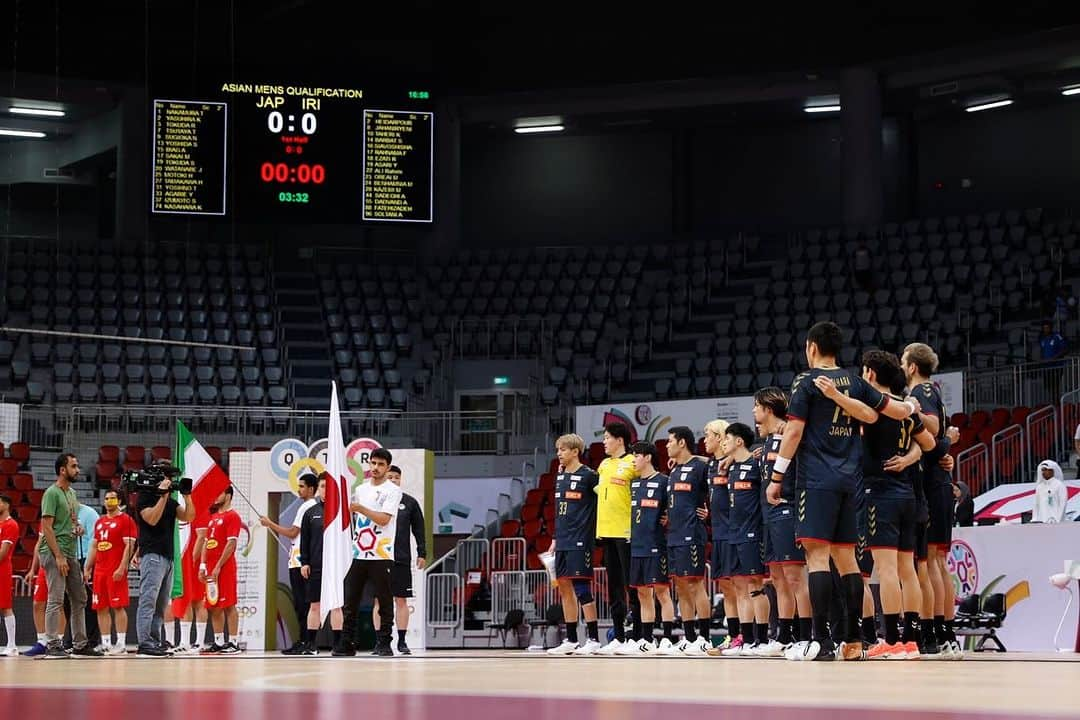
[331,641,356,657]
[200,643,223,654]
[43,645,70,659]
[71,645,105,658]
[218,642,242,655]
[373,643,394,657]
[281,641,306,656]
[300,642,318,656]
[136,644,169,657]
[397,642,411,656]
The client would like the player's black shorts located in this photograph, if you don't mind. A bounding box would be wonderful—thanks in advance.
[391,561,414,598]
[925,480,954,549]
[555,548,593,580]
[766,505,805,565]
[306,570,322,603]
[796,487,858,546]
[629,554,668,587]
[711,539,734,579]
[730,539,767,578]
[668,543,706,578]
[866,491,917,554]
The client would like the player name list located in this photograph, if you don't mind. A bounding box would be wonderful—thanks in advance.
[152,99,228,215]
[363,109,433,222]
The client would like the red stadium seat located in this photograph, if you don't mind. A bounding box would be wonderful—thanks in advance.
[205,446,224,466]
[123,446,146,471]
[11,474,33,492]
[98,445,120,463]
[1010,406,1031,427]
[990,408,1010,429]
[950,413,969,429]
[592,546,604,567]
[970,411,989,431]
[18,537,36,555]
[16,506,37,523]
[0,443,5,459]
[500,520,521,537]
[0,475,10,490]
[587,442,605,468]
[11,554,31,575]
[150,446,171,462]
[0,459,17,476]
[23,489,43,507]
[525,488,547,507]
[533,534,552,553]
[8,442,29,466]
[547,457,560,474]
[538,473,555,492]
[520,504,541,523]
[526,552,542,570]
[523,519,542,539]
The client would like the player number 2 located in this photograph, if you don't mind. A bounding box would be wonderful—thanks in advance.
[635,508,642,525]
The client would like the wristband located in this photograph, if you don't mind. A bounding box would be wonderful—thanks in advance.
[773,456,791,475]
[769,474,784,485]
[907,401,919,417]
[199,563,207,572]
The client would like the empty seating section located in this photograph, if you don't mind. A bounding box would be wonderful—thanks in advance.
[0,242,288,406]
[0,442,40,575]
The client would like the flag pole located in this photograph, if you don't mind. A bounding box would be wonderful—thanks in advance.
[227,481,292,555]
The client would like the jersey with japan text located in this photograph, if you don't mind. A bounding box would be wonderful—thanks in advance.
[666,457,709,547]
[728,455,764,542]
[554,466,599,549]
[630,472,669,558]
[707,456,730,542]
[761,432,798,521]
[863,393,924,497]
[787,368,889,492]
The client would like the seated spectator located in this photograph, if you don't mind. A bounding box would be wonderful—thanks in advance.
[952,481,974,528]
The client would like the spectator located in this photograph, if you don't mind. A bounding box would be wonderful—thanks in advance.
[1032,461,1067,524]
[952,481,974,528]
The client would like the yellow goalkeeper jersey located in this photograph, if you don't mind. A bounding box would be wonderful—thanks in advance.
[595,453,638,539]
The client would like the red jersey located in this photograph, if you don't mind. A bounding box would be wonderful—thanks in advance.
[204,509,242,569]
[0,517,18,573]
[93,513,136,570]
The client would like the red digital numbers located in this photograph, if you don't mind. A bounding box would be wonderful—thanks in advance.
[259,162,326,184]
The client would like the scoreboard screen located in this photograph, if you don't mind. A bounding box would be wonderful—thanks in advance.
[151,82,434,223]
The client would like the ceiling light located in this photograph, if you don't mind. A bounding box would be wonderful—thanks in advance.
[965,99,1013,112]
[804,105,841,113]
[0,128,46,138]
[514,125,564,134]
[1062,86,1080,97]
[9,106,65,117]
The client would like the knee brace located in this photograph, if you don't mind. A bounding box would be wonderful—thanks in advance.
[573,579,593,605]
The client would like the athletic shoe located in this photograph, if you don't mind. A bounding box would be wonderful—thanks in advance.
[615,639,643,656]
[867,641,905,660]
[720,635,745,656]
[24,642,47,657]
[572,639,602,656]
[900,641,921,659]
[44,645,70,659]
[715,634,734,650]
[682,638,711,656]
[801,641,837,661]
[397,641,411,656]
[739,642,760,657]
[656,638,680,656]
[595,639,624,656]
[838,641,866,661]
[107,643,127,656]
[171,644,198,656]
[752,640,785,657]
[281,641,307,656]
[673,638,691,654]
[630,639,657,656]
[547,640,579,655]
[300,642,318,656]
[200,643,224,655]
[331,641,357,657]
[218,642,242,655]
[136,643,169,657]
[947,640,964,660]
[70,645,103,658]
[784,640,808,661]
[0,647,18,657]
[373,644,394,657]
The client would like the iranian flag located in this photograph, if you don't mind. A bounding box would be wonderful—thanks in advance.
[171,420,233,598]
[320,381,353,622]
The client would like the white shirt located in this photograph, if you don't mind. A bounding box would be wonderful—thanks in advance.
[1073,423,1080,441]
[288,498,317,569]
[352,480,402,561]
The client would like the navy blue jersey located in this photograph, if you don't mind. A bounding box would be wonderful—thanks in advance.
[787,368,889,492]
[728,455,763,542]
[554,466,599,549]
[910,381,951,488]
[666,456,709,547]
[863,394,924,497]
[707,456,730,541]
[760,432,797,507]
[630,472,669,558]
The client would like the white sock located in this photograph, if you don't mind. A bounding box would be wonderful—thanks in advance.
[179,622,192,647]
[117,632,126,647]
[196,622,206,647]
[3,615,14,648]
[215,632,224,646]
[37,632,45,644]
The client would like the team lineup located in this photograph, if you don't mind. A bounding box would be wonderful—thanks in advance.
[545,322,963,661]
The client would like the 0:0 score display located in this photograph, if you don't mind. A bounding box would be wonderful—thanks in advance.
[259,162,326,184]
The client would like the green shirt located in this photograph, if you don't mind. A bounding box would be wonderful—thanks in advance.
[40,484,79,559]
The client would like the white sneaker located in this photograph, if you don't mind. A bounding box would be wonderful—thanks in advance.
[682,638,711,656]
[673,638,691,654]
[655,638,679,656]
[572,639,602,656]
[627,638,657,656]
[739,642,760,657]
[949,640,964,660]
[0,647,18,657]
[107,644,127,656]
[172,644,198,656]
[937,642,955,660]
[753,639,785,657]
[595,639,623,656]
[547,640,578,656]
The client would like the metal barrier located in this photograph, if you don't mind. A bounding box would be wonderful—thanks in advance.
[990,425,1027,491]
[426,573,463,630]
[17,403,545,456]
[13,576,30,598]
[592,566,610,623]
[956,443,991,495]
[965,357,1080,412]
[454,538,490,582]
[490,570,526,627]
[523,569,558,626]
[1025,405,1059,467]
[491,537,527,572]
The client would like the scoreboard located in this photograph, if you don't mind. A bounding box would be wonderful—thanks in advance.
[151,82,434,223]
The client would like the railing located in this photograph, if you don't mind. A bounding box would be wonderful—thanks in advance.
[490,537,527,573]
[956,443,990,495]
[990,425,1027,491]
[425,573,462,630]
[450,317,551,363]
[1025,405,1059,468]
[17,404,541,456]
[490,570,526,627]
[523,569,558,629]
[592,566,610,623]
[965,357,1080,412]
[1060,388,1080,464]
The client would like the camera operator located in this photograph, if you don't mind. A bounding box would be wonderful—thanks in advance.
[134,468,195,657]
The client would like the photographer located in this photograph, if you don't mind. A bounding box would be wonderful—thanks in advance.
[134,468,195,657]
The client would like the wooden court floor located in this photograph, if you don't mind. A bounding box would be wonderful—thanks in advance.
[1,651,1078,719]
